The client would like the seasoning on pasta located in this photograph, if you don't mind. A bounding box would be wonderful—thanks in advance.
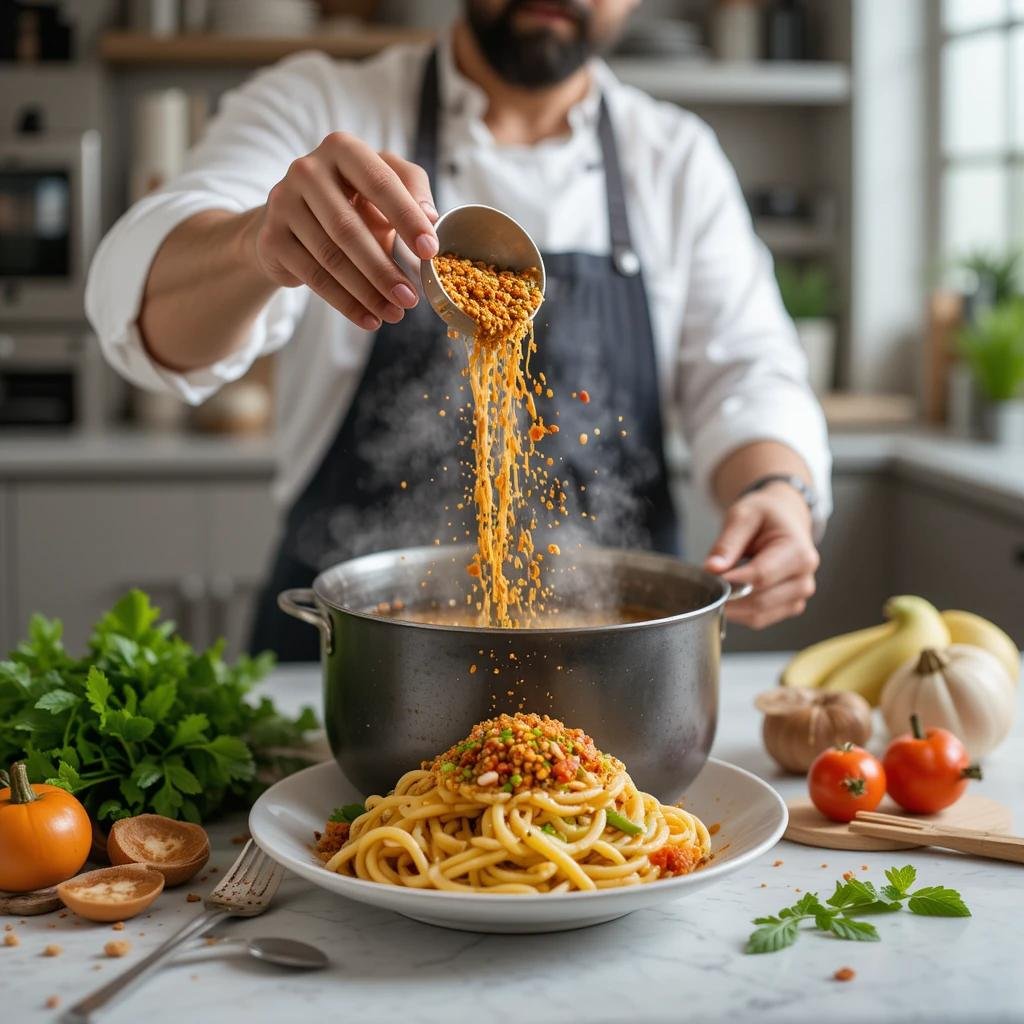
[316,712,712,893]
[432,253,551,627]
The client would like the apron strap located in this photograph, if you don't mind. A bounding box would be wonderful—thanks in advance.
[413,49,441,186]
[414,48,639,278]
[596,96,640,277]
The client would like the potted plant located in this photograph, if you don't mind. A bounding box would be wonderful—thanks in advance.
[957,299,1024,446]
[776,261,836,394]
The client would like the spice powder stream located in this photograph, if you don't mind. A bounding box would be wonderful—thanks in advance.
[432,253,556,627]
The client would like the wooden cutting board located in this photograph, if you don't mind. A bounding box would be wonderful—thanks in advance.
[785,795,1012,851]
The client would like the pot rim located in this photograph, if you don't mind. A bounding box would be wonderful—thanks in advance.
[309,543,735,636]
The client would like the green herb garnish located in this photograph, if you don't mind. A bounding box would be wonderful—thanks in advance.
[605,809,643,836]
[540,823,561,839]
[509,773,522,786]
[0,590,316,824]
[329,803,365,824]
[500,728,513,742]
[746,865,970,954]
[440,762,457,773]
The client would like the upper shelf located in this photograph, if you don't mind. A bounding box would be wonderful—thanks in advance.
[97,28,434,65]
[608,58,850,105]
[98,31,851,106]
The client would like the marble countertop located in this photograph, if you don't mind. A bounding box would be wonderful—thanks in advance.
[5,655,1022,1023]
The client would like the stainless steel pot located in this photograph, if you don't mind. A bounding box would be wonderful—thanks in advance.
[279,545,749,802]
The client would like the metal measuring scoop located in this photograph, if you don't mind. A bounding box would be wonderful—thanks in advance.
[201,935,328,969]
[396,204,546,339]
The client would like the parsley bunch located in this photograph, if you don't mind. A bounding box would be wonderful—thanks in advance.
[747,865,970,954]
[0,591,317,824]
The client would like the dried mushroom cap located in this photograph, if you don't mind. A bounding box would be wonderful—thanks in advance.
[107,814,210,887]
[57,863,164,922]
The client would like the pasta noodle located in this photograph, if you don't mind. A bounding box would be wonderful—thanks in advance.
[316,713,711,894]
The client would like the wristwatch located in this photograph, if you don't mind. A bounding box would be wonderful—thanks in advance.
[738,473,818,514]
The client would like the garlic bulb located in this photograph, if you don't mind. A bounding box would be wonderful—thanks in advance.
[880,645,1015,758]
[755,688,874,774]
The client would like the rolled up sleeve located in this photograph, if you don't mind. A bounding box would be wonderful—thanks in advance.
[84,52,336,403]
[675,125,833,538]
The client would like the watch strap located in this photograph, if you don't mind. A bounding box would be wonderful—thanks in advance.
[738,473,817,512]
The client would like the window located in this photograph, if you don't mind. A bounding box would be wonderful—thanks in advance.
[937,0,1024,263]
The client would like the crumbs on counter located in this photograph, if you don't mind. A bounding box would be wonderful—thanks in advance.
[4,932,19,947]
[772,860,783,867]
[42,944,62,957]
[231,833,250,845]
[58,912,67,919]
[3,923,12,931]
[186,893,201,903]
[834,967,856,982]
[843,871,854,881]
[708,822,721,835]
[760,883,767,888]
[111,922,125,931]
[104,940,131,958]
[821,863,828,868]
[44,996,60,1010]
[861,864,869,871]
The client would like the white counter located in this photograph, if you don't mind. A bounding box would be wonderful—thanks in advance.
[6,655,1022,1023]
[1,429,1021,519]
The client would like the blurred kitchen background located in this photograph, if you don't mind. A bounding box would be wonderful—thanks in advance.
[0,0,1021,657]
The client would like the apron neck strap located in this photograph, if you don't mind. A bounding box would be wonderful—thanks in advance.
[413,48,640,277]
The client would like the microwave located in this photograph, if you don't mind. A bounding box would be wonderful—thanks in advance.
[0,129,100,322]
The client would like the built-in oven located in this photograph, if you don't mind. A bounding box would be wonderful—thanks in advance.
[0,127,100,322]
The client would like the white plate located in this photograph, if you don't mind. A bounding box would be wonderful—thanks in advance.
[249,758,787,934]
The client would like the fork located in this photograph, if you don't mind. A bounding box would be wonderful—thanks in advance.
[63,841,285,1023]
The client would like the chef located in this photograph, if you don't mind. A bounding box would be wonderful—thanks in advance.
[86,0,831,660]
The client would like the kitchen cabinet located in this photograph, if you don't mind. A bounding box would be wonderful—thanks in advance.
[9,480,278,657]
[0,484,10,654]
[894,481,1024,645]
[207,482,281,656]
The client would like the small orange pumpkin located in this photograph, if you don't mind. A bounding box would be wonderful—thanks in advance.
[0,762,91,893]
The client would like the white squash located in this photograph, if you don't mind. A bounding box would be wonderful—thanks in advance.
[880,644,1016,758]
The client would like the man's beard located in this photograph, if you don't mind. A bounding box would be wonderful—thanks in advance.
[466,0,598,89]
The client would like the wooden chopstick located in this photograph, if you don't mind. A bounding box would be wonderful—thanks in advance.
[849,812,1024,865]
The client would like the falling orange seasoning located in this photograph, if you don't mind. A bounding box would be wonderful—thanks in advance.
[529,424,545,443]
[547,544,560,556]
[578,389,590,404]
[579,433,589,445]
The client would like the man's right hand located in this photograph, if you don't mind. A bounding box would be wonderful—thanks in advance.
[247,132,440,331]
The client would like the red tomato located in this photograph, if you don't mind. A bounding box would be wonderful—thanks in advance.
[808,743,887,823]
[883,715,982,814]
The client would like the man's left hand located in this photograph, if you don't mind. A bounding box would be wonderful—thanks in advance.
[703,482,819,629]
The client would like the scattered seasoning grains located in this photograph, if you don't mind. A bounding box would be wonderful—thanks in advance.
[111,922,125,931]
[186,893,201,903]
[861,864,869,871]
[578,433,589,445]
[772,860,783,867]
[104,941,131,958]
[834,967,856,982]
[843,871,854,881]
[231,833,249,845]
[4,932,19,947]
[45,996,60,1010]
[760,883,767,888]
[42,945,62,957]
[3,924,11,931]
[821,863,828,868]
[708,823,721,835]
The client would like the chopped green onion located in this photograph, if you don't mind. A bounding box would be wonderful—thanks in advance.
[510,773,522,786]
[532,727,543,737]
[576,767,587,781]
[440,762,456,773]
[541,823,561,839]
[500,728,514,742]
[606,809,643,836]
[501,782,514,793]
[462,767,473,779]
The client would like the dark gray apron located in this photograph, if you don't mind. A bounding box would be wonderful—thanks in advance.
[250,50,681,660]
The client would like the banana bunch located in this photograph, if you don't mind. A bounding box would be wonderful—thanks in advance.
[781,597,1021,705]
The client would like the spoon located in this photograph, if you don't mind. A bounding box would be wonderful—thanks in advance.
[199,936,328,969]
[394,203,546,339]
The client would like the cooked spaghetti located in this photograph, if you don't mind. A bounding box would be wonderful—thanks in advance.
[432,254,555,628]
[316,712,711,894]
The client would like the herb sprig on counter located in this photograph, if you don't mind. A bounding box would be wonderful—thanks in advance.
[0,591,317,824]
[746,865,970,954]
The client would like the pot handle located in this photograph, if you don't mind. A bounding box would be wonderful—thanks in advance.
[277,588,334,654]
[725,581,754,603]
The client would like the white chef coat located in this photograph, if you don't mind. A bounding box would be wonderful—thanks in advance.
[86,32,833,532]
